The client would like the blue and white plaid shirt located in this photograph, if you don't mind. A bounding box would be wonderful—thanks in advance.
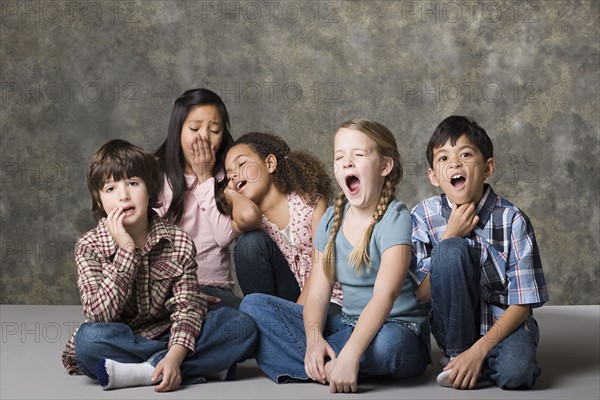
[410,185,549,334]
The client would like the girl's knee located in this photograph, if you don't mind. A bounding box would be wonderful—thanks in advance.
[239,293,271,319]
[235,231,270,255]
[233,230,272,268]
[225,306,259,334]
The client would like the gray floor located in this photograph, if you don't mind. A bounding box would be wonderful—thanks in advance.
[1,304,598,400]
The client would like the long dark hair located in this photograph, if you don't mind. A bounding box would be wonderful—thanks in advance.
[154,88,233,224]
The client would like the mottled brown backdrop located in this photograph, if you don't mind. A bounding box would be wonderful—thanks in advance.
[1,0,598,304]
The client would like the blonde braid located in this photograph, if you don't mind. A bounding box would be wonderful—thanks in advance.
[348,179,395,273]
[322,190,346,281]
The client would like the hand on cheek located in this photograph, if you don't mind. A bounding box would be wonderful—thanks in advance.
[106,207,136,253]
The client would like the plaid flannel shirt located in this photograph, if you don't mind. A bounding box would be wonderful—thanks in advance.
[62,212,207,374]
[410,185,548,334]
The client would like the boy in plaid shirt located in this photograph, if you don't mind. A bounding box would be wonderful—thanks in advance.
[62,139,257,392]
[411,116,548,390]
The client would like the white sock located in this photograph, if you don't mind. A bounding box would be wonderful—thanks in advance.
[437,369,453,387]
[437,357,494,389]
[96,359,157,390]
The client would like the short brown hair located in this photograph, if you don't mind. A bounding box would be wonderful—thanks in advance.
[87,139,163,221]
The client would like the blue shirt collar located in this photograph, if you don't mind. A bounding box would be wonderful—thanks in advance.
[440,185,496,229]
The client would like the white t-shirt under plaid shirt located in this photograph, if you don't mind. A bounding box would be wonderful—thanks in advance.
[410,185,549,335]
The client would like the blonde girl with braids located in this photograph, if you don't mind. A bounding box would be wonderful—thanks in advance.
[239,120,430,391]
[224,132,343,308]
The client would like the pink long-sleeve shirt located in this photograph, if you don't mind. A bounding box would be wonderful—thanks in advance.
[156,175,236,289]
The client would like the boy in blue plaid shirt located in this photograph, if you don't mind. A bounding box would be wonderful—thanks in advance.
[411,116,548,390]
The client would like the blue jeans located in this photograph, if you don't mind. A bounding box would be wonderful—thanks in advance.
[234,230,300,302]
[199,285,242,310]
[240,294,429,383]
[430,238,541,389]
[74,307,258,385]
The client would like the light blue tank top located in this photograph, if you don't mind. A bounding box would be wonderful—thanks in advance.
[314,200,429,334]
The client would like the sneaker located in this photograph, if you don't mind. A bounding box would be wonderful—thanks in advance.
[437,369,494,389]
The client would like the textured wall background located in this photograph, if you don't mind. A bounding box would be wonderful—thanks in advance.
[1,0,598,305]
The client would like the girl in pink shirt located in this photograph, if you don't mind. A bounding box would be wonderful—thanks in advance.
[154,89,255,309]
[224,132,343,310]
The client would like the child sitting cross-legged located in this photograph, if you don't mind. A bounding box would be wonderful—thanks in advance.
[61,139,257,392]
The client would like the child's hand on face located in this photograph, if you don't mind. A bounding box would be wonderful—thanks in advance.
[189,136,216,183]
[223,186,235,203]
[442,202,480,240]
[105,207,136,253]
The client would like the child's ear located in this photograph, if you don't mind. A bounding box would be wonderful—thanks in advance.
[428,168,440,187]
[380,157,394,177]
[484,158,496,179]
[265,154,278,173]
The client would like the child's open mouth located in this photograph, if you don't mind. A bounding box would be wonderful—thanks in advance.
[345,175,360,195]
[235,180,247,192]
[122,206,135,215]
[451,174,466,189]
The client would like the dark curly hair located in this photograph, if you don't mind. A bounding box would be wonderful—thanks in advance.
[231,132,333,203]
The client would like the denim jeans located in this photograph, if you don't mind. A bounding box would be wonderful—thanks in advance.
[234,230,300,302]
[74,307,258,385]
[199,285,242,310]
[240,294,429,383]
[482,321,541,389]
[430,237,541,389]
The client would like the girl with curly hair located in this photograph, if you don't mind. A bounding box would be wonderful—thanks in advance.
[224,132,342,309]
